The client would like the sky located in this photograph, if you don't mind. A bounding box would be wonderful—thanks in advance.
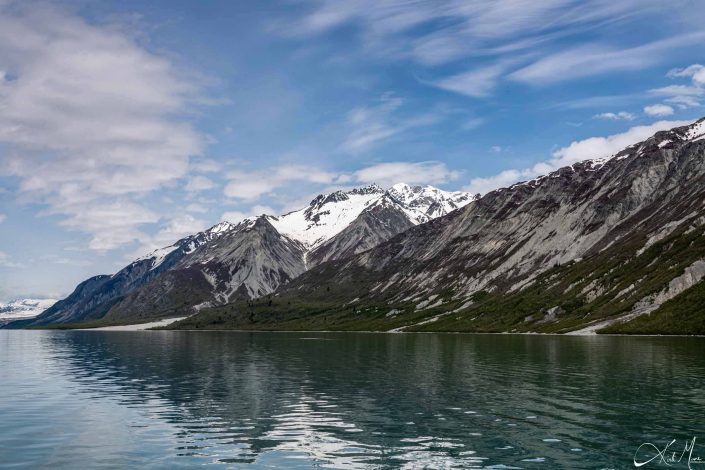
[1,0,705,300]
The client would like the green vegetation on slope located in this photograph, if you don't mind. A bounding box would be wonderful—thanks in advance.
[601,279,705,335]
[169,223,705,335]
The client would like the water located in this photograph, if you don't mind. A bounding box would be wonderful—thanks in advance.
[1,330,704,469]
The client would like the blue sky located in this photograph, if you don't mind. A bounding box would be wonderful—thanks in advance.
[1,0,705,300]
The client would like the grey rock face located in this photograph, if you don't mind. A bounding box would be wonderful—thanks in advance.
[11,182,472,327]
[282,119,705,307]
[308,195,417,266]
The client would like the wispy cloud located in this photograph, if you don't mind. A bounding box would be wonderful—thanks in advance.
[667,64,705,85]
[285,0,688,64]
[340,94,440,152]
[222,160,460,205]
[58,201,159,251]
[666,96,702,108]
[0,3,209,250]
[0,251,23,269]
[430,62,506,98]
[462,118,485,130]
[650,85,704,97]
[510,32,705,85]
[185,176,216,193]
[354,161,459,188]
[552,94,642,110]
[224,165,339,200]
[190,159,221,173]
[185,203,209,213]
[282,0,703,100]
[649,64,705,109]
[221,205,277,224]
[593,112,635,121]
[644,104,674,117]
[132,214,209,257]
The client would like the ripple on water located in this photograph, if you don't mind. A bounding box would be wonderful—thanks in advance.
[1,330,705,468]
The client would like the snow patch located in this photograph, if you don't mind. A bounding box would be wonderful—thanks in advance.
[0,298,58,320]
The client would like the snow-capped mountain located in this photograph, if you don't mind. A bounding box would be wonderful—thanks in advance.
[134,220,238,272]
[206,118,705,334]
[267,184,388,249]
[264,183,474,249]
[0,298,58,322]
[12,183,473,327]
[388,183,476,221]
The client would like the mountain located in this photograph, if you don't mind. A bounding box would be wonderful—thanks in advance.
[0,298,58,325]
[8,184,473,328]
[267,183,472,253]
[174,118,705,335]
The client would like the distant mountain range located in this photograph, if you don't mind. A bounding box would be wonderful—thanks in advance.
[8,118,705,335]
[8,183,473,328]
[0,298,58,325]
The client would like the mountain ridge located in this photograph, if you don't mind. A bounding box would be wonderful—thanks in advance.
[172,117,705,335]
[7,183,474,327]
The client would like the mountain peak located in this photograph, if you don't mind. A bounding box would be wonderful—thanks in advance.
[348,183,384,195]
[266,182,473,249]
[388,182,476,221]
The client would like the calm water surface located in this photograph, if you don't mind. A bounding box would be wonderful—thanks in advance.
[1,330,704,469]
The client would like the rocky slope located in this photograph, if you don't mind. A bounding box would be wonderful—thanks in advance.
[175,118,705,335]
[8,184,473,327]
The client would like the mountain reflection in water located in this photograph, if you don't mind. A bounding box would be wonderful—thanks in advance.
[1,330,704,468]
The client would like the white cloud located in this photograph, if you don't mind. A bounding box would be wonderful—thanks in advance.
[552,120,690,164]
[133,214,209,257]
[191,159,221,173]
[185,203,208,213]
[510,32,705,85]
[431,63,506,98]
[223,160,461,203]
[220,204,277,224]
[0,251,23,268]
[224,165,338,200]
[554,94,641,110]
[278,1,705,102]
[668,64,705,85]
[339,94,439,152]
[185,175,216,193]
[464,120,691,194]
[650,84,704,97]
[644,104,674,116]
[463,169,525,196]
[651,64,705,109]
[340,95,404,152]
[463,118,485,130]
[285,0,687,68]
[666,95,701,108]
[593,112,635,121]
[58,201,159,251]
[220,211,248,224]
[0,3,207,250]
[353,161,459,188]
[224,179,277,201]
[0,213,5,224]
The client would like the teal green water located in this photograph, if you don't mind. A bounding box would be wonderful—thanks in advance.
[1,331,704,469]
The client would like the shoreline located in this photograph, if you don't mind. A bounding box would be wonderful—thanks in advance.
[153,327,705,338]
[77,317,188,331]
[11,318,704,337]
